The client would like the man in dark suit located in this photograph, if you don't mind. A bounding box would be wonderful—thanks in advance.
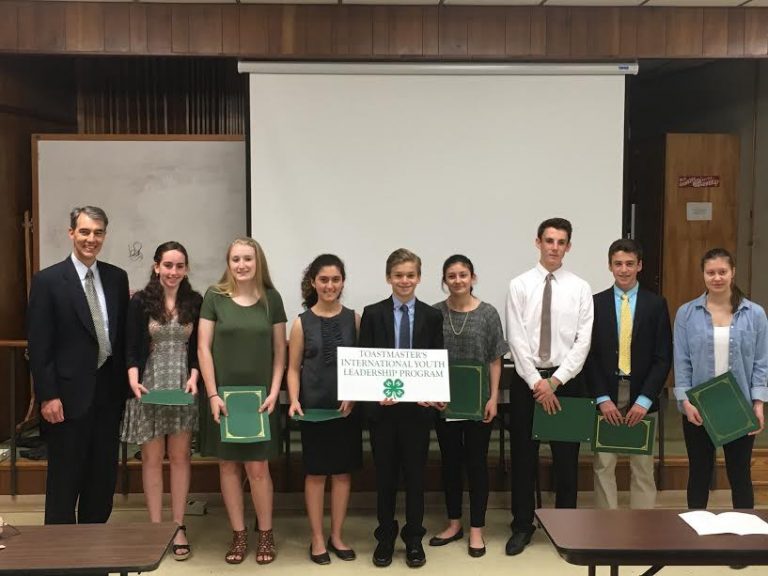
[27,205,129,525]
[586,238,672,509]
[359,248,444,569]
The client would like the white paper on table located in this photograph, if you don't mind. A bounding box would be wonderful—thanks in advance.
[679,511,768,536]
[337,346,450,402]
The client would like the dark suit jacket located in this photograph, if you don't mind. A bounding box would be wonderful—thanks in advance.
[27,257,130,419]
[585,285,672,413]
[358,296,444,419]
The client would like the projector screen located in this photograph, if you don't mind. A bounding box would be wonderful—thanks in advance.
[242,63,632,331]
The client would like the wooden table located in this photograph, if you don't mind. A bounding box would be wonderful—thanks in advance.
[0,522,177,575]
[536,508,768,576]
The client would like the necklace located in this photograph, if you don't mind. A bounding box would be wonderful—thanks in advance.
[447,307,470,336]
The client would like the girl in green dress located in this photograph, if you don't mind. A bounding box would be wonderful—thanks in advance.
[198,237,287,565]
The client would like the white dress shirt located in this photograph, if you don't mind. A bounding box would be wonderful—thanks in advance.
[71,253,110,337]
[505,263,593,389]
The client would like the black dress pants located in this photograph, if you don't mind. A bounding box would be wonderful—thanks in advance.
[509,370,582,533]
[682,416,755,509]
[435,418,492,528]
[370,403,432,544]
[43,362,123,525]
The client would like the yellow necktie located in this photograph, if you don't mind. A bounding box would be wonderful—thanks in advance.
[618,293,632,375]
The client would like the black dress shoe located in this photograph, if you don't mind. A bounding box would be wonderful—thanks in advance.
[405,541,426,568]
[310,544,331,565]
[327,538,356,561]
[505,530,534,556]
[373,541,394,567]
[428,528,464,547]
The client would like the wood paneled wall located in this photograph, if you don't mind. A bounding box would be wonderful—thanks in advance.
[76,58,245,134]
[0,56,76,441]
[2,3,768,59]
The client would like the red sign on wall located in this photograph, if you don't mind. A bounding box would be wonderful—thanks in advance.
[678,176,720,188]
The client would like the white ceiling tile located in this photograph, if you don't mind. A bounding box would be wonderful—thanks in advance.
[545,0,643,5]
[231,0,334,4]
[344,0,440,4]
[443,0,540,5]
[139,0,236,4]
[40,0,136,3]
[644,0,745,6]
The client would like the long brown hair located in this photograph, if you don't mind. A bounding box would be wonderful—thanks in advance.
[140,241,202,325]
[701,248,744,313]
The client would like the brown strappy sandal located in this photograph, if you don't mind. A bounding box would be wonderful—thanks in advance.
[225,529,248,564]
[172,524,191,561]
[256,529,276,564]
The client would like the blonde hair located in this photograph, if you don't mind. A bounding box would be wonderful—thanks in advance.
[386,248,422,277]
[213,238,275,306]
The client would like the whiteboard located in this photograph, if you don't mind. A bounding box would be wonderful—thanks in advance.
[34,135,246,293]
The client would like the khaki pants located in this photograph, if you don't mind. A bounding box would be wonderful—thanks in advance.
[593,380,657,510]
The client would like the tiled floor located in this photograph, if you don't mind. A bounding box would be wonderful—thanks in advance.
[0,490,765,575]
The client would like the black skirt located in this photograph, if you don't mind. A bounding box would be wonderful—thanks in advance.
[299,413,363,475]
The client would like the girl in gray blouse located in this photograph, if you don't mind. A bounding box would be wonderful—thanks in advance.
[429,255,507,558]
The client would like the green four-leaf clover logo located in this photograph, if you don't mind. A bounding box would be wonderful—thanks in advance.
[383,379,405,399]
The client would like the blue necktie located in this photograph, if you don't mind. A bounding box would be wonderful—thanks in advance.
[399,304,411,349]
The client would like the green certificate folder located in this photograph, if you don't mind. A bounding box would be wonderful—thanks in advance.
[139,389,195,406]
[532,397,595,443]
[686,371,759,447]
[443,360,487,421]
[292,408,344,422]
[219,386,271,444]
[592,415,656,455]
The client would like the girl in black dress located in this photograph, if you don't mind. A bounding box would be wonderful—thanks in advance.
[287,254,362,564]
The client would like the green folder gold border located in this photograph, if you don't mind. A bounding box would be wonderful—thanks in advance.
[443,360,487,421]
[685,371,759,447]
[532,397,595,443]
[592,415,656,455]
[219,386,271,444]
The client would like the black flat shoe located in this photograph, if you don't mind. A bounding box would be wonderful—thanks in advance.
[309,544,331,565]
[327,538,356,561]
[428,528,464,547]
[468,544,486,558]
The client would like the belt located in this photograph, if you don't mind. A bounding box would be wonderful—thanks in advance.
[536,367,558,378]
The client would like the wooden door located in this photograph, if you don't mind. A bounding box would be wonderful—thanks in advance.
[662,133,739,321]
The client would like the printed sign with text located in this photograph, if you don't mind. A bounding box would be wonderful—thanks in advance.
[337,347,450,402]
